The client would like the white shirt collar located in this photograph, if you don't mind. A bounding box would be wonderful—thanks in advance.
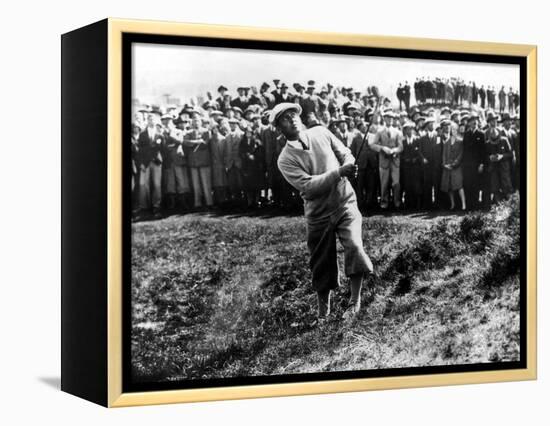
[287,139,302,150]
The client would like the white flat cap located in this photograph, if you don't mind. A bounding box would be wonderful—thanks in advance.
[269,102,302,125]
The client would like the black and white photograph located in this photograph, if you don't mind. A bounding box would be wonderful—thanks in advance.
[128,38,524,388]
[3,0,545,419]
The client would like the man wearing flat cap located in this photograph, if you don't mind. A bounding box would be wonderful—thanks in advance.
[231,87,250,112]
[183,116,214,210]
[482,111,501,205]
[415,116,426,137]
[260,82,276,109]
[486,129,514,202]
[231,106,244,120]
[400,121,423,210]
[216,86,229,112]
[137,112,165,219]
[342,89,357,117]
[500,112,520,191]
[350,121,378,212]
[273,83,292,105]
[370,110,404,210]
[498,86,507,113]
[479,85,487,109]
[333,117,355,148]
[270,79,281,98]
[462,112,486,209]
[418,116,442,210]
[302,82,320,121]
[396,83,405,111]
[317,87,330,115]
[292,82,306,104]
[403,81,411,112]
[223,118,245,207]
[161,116,191,212]
[247,86,263,108]
[274,103,373,321]
[489,86,497,109]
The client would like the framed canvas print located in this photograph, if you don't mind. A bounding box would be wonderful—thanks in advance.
[61,18,537,407]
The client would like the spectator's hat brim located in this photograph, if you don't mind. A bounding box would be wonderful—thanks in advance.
[423,117,435,127]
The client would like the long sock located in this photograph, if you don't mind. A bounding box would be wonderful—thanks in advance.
[317,290,331,318]
[349,275,363,307]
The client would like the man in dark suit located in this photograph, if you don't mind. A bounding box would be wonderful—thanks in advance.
[429,79,437,104]
[247,86,263,107]
[418,117,442,209]
[231,87,250,111]
[462,113,486,209]
[414,79,421,104]
[479,85,486,108]
[403,82,411,112]
[401,121,423,209]
[396,83,404,111]
[302,81,320,120]
[501,112,520,192]
[223,118,245,206]
[273,83,292,105]
[260,82,275,109]
[351,118,379,211]
[482,111,501,206]
[498,86,507,113]
[342,88,356,116]
[137,113,164,218]
[489,86,496,109]
[472,82,478,105]
[216,85,229,112]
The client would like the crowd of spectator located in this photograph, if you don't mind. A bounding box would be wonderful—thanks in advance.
[131,78,520,220]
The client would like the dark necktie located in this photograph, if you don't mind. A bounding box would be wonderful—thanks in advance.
[299,138,308,150]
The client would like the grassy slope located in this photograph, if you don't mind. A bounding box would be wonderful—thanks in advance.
[131,196,520,383]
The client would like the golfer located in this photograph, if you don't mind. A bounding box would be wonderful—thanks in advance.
[273,103,373,320]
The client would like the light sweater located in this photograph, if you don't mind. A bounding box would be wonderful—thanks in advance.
[277,126,356,221]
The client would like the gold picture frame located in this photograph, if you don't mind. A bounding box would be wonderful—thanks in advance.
[61,17,537,408]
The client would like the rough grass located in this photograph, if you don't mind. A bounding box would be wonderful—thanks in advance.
[131,195,521,382]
